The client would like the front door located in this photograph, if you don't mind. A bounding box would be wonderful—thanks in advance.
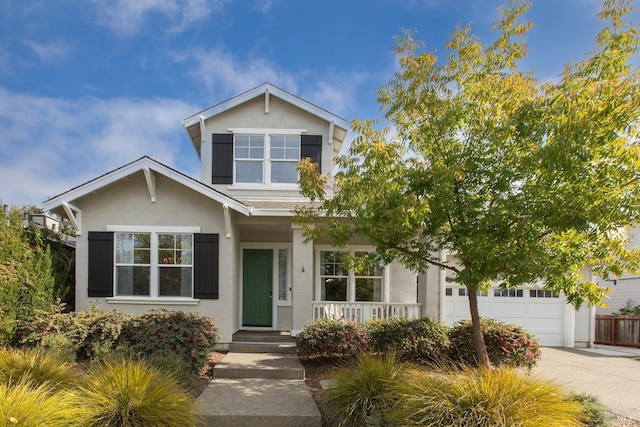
[242,249,273,327]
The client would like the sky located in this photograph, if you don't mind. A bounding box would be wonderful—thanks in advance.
[0,0,637,208]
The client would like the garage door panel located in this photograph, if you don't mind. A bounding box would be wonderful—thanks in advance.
[445,287,566,347]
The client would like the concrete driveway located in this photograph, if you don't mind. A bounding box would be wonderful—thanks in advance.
[532,346,640,421]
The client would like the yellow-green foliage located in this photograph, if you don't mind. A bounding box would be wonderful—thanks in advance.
[72,358,202,427]
[0,347,75,390]
[397,366,584,427]
[322,352,408,427]
[0,380,79,427]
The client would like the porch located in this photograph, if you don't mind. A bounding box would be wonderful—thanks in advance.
[312,302,422,323]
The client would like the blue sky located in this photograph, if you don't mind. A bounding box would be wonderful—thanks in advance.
[0,0,637,207]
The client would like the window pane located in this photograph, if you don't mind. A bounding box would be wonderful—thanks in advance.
[355,278,382,302]
[159,267,192,297]
[320,251,347,276]
[116,266,150,296]
[278,249,287,300]
[116,233,150,264]
[270,136,299,160]
[271,161,298,183]
[322,278,347,301]
[236,161,263,183]
[158,234,174,249]
[235,135,264,159]
[354,252,383,276]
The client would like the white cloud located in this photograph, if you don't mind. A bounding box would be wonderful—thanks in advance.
[26,40,72,65]
[0,87,200,206]
[92,0,228,36]
[171,46,366,118]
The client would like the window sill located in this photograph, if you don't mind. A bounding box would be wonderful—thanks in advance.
[227,183,299,191]
[276,301,292,307]
[106,297,200,306]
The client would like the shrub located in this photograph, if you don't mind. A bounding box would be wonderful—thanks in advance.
[323,352,407,427]
[448,318,541,369]
[17,305,133,360]
[296,318,368,360]
[396,366,583,426]
[570,392,613,427]
[72,358,202,427]
[147,353,197,385]
[0,380,79,427]
[0,347,76,390]
[119,309,219,376]
[366,317,450,363]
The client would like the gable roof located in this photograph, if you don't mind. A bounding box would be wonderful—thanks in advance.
[43,156,251,216]
[182,82,350,156]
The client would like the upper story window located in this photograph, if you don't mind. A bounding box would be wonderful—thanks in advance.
[234,134,301,184]
[212,132,321,186]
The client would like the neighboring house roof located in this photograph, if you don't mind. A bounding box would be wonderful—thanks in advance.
[182,82,350,157]
[42,156,251,216]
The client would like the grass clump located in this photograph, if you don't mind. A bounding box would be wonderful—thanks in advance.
[322,352,407,427]
[0,347,75,390]
[396,365,584,426]
[73,357,201,427]
[570,392,613,427]
[0,380,79,427]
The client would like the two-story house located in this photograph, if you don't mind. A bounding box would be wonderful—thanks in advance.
[43,83,597,349]
[42,83,422,347]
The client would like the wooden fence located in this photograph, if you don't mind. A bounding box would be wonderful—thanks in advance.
[595,315,640,347]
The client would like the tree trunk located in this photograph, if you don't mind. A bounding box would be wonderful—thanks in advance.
[466,284,491,368]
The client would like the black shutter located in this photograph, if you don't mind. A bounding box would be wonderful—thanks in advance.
[212,133,233,184]
[301,135,322,173]
[88,231,114,297]
[194,233,219,299]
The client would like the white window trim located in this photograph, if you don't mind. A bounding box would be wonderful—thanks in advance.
[106,225,201,302]
[231,129,304,187]
[315,245,389,303]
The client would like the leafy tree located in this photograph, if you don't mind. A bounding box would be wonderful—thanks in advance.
[297,0,640,367]
[0,207,57,343]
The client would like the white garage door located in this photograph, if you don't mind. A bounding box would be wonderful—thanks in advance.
[444,287,565,347]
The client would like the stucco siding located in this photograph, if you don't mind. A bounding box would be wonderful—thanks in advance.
[74,171,238,344]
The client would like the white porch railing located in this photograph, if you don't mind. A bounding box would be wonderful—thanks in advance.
[312,302,423,323]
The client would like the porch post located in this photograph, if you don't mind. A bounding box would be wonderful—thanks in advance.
[419,250,446,322]
[291,224,314,336]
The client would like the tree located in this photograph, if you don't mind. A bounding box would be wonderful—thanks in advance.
[0,207,57,344]
[297,0,640,367]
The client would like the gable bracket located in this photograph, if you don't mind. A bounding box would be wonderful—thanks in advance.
[223,204,232,239]
[265,86,270,114]
[61,201,82,236]
[143,167,157,203]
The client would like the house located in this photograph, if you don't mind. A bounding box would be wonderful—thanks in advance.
[43,83,594,348]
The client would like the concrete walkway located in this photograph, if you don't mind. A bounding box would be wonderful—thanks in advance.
[532,346,640,421]
[197,352,321,427]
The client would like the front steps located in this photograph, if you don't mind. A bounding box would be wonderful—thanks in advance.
[197,331,321,427]
[228,331,297,354]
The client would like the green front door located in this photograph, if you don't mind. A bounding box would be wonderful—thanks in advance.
[242,249,273,327]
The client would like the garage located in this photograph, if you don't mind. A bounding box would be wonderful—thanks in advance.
[444,286,566,347]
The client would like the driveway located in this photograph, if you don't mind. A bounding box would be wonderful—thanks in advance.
[532,346,640,421]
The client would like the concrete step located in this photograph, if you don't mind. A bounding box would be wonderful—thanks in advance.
[213,352,305,380]
[198,377,321,427]
[228,341,297,354]
[232,331,296,343]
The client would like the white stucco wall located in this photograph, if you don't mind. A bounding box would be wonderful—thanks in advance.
[73,171,239,344]
[200,94,336,200]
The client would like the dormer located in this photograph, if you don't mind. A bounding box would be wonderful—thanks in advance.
[182,83,349,202]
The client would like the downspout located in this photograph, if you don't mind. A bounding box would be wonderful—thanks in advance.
[439,250,447,322]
